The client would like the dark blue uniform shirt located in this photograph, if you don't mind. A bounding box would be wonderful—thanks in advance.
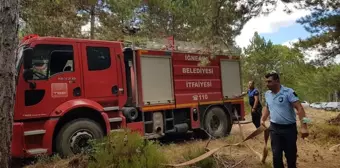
[248,88,262,108]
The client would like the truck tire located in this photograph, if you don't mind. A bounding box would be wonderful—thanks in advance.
[204,107,232,138]
[56,118,104,157]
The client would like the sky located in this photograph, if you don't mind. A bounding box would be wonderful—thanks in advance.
[234,1,340,63]
[235,1,311,49]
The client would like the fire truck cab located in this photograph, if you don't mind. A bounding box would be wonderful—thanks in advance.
[12,35,245,158]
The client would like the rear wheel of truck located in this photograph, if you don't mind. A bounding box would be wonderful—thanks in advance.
[56,118,104,157]
[204,107,232,138]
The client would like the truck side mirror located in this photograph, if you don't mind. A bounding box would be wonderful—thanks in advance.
[23,69,33,81]
[23,48,33,70]
[22,48,35,87]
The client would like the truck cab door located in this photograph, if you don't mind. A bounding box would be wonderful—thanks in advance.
[15,42,83,120]
[80,43,121,108]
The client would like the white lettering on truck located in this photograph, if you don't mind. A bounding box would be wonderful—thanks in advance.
[184,55,208,61]
[192,94,209,101]
[182,67,214,74]
[186,81,212,88]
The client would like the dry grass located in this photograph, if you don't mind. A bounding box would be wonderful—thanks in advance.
[309,122,340,145]
[25,108,340,168]
[24,154,88,168]
[162,107,340,168]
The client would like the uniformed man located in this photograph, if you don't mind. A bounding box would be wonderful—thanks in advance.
[236,80,262,128]
[261,71,309,168]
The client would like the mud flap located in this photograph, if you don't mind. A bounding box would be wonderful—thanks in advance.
[230,106,251,124]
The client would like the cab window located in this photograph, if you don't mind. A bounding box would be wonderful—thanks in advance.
[86,46,111,71]
[32,44,74,80]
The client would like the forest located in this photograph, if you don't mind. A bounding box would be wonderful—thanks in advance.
[18,0,340,103]
[242,32,340,103]
[0,0,339,167]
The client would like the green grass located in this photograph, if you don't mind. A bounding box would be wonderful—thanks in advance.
[87,129,167,168]
[25,154,62,168]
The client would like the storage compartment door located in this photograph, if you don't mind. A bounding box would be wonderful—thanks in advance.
[220,60,242,98]
[140,56,174,105]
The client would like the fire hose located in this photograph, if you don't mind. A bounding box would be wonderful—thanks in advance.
[163,118,340,167]
[163,122,270,167]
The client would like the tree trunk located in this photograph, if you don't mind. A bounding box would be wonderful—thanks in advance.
[0,0,19,167]
[90,5,95,39]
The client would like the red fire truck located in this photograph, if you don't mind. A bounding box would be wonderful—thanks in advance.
[12,34,245,158]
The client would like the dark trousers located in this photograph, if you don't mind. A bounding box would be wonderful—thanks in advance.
[251,106,262,128]
[269,122,298,168]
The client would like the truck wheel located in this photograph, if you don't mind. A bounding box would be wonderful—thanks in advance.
[204,107,232,138]
[56,118,104,157]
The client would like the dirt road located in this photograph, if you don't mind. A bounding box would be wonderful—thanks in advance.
[163,108,340,168]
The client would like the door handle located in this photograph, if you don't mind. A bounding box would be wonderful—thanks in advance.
[73,87,81,97]
[112,85,119,95]
[112,86,124,95]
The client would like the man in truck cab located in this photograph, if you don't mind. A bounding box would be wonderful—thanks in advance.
[32,60,48,78]
[235,80,262,128]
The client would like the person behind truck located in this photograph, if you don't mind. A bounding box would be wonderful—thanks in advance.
[261,71,309,168]
[236,80,262,128]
